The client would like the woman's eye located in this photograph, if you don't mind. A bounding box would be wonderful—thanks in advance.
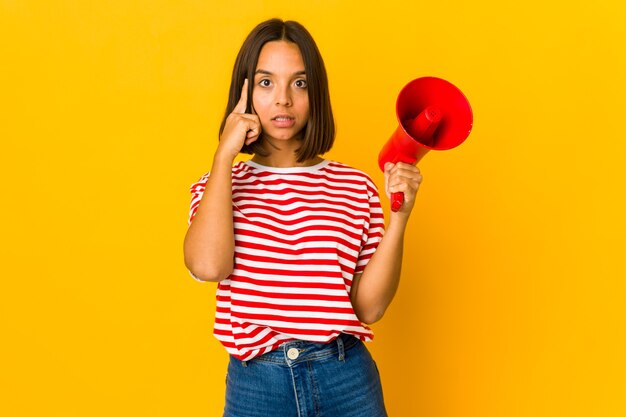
[295,79,307,88]
[259,79,271,87]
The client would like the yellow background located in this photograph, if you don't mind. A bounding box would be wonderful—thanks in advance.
[2,0,625,416]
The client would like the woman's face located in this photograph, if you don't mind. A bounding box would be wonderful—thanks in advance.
[252,41,310,144]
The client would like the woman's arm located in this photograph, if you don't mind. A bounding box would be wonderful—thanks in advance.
[183,79,261,281]
[183,155,237,282]
[350,162,422,324]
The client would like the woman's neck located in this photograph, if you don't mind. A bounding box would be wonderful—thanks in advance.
[251,153,323,168]
[251,138,322,168]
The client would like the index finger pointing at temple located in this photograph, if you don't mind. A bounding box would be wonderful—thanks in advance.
[233,78,248,114]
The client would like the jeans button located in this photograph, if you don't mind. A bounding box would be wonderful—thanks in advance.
[287,348,300,360]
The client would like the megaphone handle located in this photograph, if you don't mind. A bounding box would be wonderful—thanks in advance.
[391,192,404,212]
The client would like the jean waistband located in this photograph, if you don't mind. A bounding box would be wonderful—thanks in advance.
[241,333,360,366]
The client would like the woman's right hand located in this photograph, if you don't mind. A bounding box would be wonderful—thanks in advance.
[216,79,262,162]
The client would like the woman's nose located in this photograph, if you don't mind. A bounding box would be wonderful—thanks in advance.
[275,85,292,106]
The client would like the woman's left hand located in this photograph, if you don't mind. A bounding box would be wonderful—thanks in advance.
[383,162,423,220]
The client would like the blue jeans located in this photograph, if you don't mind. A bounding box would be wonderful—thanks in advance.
[223,333,388,417]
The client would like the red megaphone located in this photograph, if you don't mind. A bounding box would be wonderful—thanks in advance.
[378,77,473,211]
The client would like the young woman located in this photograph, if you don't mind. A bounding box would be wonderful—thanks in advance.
[184,18,422,417]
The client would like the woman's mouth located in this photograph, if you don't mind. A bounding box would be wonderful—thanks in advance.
[271,115,296,128]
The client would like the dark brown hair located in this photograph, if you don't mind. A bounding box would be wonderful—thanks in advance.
[219,19,335,162]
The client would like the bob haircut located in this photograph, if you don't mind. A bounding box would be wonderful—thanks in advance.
[219,19,335,163]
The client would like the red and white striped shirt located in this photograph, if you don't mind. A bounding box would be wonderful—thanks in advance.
[188,159,385,361]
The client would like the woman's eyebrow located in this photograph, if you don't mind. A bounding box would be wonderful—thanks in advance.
[255,69,307,76]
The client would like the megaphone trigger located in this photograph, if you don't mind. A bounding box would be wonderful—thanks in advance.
[391,192,404,212]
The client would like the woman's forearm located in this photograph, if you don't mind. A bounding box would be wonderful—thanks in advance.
[351,162,422,323]
[183,154,236,282]
[351,216,408,324]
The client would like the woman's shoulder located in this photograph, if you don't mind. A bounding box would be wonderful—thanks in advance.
[323,160,379,193]
[324,160,376,181]
[189,172,209,194]
[189,161,249,192]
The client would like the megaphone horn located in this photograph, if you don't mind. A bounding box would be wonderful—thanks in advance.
[378,77,473,212]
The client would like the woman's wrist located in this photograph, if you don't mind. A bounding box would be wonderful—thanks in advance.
[385,213,409,235]
[212,149,237,171]
[387,211,410,232]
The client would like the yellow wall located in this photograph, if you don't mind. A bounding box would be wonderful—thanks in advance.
[2,1,625,416]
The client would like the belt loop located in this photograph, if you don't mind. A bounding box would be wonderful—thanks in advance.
[337,333,345,362]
